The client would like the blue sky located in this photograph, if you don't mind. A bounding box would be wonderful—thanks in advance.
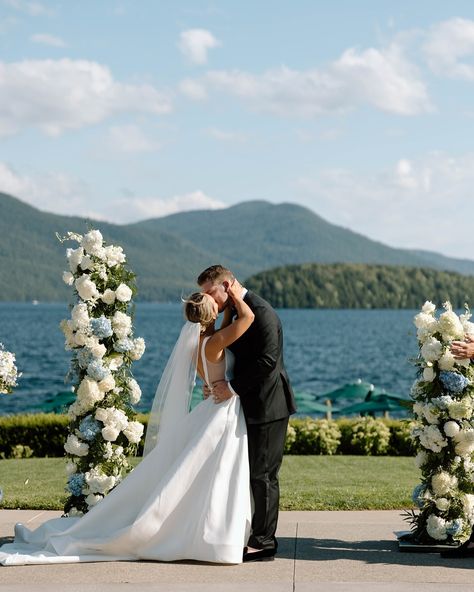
[1,1,474,258]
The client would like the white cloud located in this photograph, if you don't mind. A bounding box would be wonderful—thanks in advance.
[179,77,208,100]
[423,18,474,80]
[201,43,430,117]
[3,0,53,16]
[0,59,172,137]
[30,33,66,47]
[297,151,474,257]
[106,124,160,153]
[178,29,221,65]
[206,127,247,142]
[112,190,227,222]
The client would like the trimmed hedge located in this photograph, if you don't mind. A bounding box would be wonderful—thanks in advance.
[0,413,417,458]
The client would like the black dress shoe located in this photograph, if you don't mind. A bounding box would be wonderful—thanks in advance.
[441,540,474,558]
[242,548,276,562]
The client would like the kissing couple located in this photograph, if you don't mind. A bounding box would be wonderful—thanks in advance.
[0,265,297,566]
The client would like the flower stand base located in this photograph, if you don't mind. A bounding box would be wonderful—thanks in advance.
[397,530,460,553]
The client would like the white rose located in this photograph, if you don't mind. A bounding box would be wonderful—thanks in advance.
[75,275,99,301]
[415,450,428,468]
[454,429,474,456]
[129,337,145,361]
[89,342,107,359]
[85,493,103,508]
[448,400,473,420]
[101,426,120,441]
[115,283,132,303]
[65,461,77,475]
[439,303,464,341]
[63,271,74,285]
[422,404,439,424]
[105,353,124,371]
[73,332,89,347]
[67,507,83,517]
[101,289,116,305]
[426,514,447,540]
[80,255,94,271]
[66,247,84,273]
[444,421,461,438]
[76,377,104,412]
[71,303,90,332]
[423,367,436,382]
[463,494,474,521]
[85,467,116,494]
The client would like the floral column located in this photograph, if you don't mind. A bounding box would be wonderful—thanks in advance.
[59,230,145,516]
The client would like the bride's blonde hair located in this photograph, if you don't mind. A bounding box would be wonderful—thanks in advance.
[183,292,215,332]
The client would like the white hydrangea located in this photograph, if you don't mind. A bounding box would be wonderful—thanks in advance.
[438,350,456,371]
[105,353,124,371]
[460,311,474,337]
[112,311,132,339]
[82,230,104,257]
[101,289,116,305]
[75,275,99,301]
[419,425,448,453]
[65,461,77,475]
[432,471,458,496]
[115,283,132,303]
[435,498,450,512]
[123,421,144,444]
[88,340,107,360]
[64,434,89,457]
[420,337,443,362]
[448,399,473,420]
[422,404,439,425]
[104,245,126,267]
[95,407,129,442]
[60,319,75,350]
[67,507,83,517]
[127,377,142,404]
[438,302,464,341]
[84,467,116,494]
[463,494,474,521]
[444,421,461,438]
[454,429,474,456]
[85,493,103,507]
[80,255,94,271]
[415,450,428,469]
[422,301,436,315]
[98,374,116,393]
[426,514,448,540]
[414,312,439,341]
[76,377,105,412]
[129,337,145,361]
[63,271,74,285]
[66,247,84,273]
[70,303,90,332]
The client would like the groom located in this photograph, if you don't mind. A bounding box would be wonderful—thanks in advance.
[198,265,296,562]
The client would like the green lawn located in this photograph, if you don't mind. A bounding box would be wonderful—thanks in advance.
[0,456,418,511]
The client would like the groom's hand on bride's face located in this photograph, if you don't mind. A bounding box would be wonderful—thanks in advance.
[211,380,233,404]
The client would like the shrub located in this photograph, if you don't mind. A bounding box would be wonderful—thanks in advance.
[350,417,391,455]
[291,418,341,455]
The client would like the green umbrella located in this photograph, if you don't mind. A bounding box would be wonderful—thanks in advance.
[319,380,374,401]
[337,396,407,417]
[38,390,76,413]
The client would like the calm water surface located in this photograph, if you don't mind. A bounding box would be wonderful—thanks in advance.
[0,303,419,416]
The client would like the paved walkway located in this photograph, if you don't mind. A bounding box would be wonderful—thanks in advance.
[0,510,473,591]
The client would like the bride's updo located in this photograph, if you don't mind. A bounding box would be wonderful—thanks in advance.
[183,292,215,332]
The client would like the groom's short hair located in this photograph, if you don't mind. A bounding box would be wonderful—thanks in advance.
[197,265,234,286]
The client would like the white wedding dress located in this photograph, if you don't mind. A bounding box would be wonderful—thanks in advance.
[0,337,251,566]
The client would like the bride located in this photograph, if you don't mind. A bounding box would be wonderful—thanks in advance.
[0,283,255,566]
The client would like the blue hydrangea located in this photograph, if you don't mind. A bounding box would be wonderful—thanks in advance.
[440,371,470,394]
[412,484,426,508]
[67,473,85,497]
[79,415,102,441]
[114,338,133,353]
[77,349,94,370]
[446,519,463,536]
[87,360,110,382]
[90,316,113,339]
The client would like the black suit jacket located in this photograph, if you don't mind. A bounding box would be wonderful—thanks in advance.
[228,291,297,424]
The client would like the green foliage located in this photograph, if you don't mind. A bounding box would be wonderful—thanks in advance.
[246,263,474,309]
[0,414,417,457]
[350,417,391,455]
[2,192,474,302]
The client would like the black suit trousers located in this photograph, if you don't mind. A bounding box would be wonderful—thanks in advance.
[246,416,289,550]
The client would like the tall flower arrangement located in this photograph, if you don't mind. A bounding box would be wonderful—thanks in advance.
[59,230,145,516]
[408,300,474,544]
[0,344,20,394]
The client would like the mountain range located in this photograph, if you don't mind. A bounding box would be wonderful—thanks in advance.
[1,192,473,301]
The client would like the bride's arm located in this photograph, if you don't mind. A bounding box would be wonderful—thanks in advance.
[206,282,254,360]
[219,304,233,330]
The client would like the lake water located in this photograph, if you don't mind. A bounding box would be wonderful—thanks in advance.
[0,303,419,416]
